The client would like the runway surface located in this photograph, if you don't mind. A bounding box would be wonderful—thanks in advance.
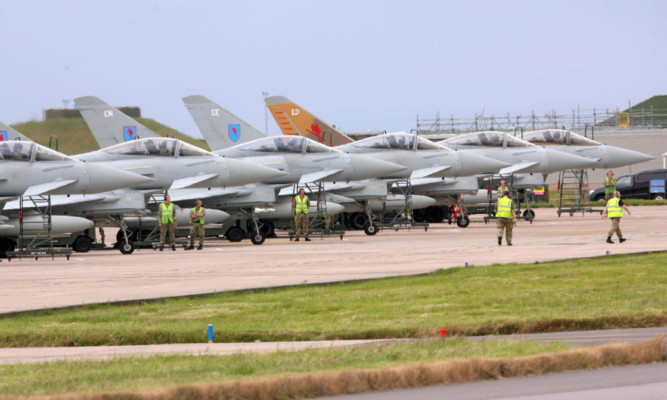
[1,206,665,314]
[1,327,664,365]
[317,363,667,400]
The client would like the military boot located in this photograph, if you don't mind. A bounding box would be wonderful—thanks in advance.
[187,245,194,250]
[619,238,626,243]
[159,246,164,251]
[498,237,502,246]
[171,245,176,251]
[606,237,614,244]
[197,245,203,250]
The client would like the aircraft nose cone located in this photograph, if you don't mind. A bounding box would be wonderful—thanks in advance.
[224,158,287,186]
[546,148,597,171]
[605,146,654,167]
[350,154,409,179]
[411,195,437,210]
[85,163,154,192]
[458,152,510,175]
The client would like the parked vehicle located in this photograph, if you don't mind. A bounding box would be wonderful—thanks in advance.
[589,169,667,201]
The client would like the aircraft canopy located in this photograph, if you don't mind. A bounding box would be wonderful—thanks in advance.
[0,141,73,162]
[444,131,533,148]
[523,130,600,146]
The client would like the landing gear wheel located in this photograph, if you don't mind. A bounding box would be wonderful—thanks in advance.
[72,236,93,253]
[349,213,368,230]
[258,220,275,238]
[250,232,266,245]
[0,238,16,258]
[364,223,379,236]
[118,240,135,255]
[226,227,244,242]
[456,215,470,228]
[523,209,535,219]
[425,206,444,223]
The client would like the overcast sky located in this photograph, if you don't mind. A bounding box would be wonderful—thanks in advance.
[1,0,665,138]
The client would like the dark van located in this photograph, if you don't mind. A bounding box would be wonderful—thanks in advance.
[589,169,667,201]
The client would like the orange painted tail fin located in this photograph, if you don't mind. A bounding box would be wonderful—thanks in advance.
[264,96,354,146]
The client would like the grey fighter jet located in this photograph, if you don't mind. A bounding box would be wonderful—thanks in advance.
[439,131,598,174]
[521,129,654,168]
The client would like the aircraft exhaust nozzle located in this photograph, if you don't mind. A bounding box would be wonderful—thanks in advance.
[604,146,654,168]
[350,154,409,180]
[545,148,598,172]
[86,163,154,192]
[458,152,511,175]
[224,158,287,186]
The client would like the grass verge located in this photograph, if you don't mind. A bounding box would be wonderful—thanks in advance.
[0,339,662,399]
[1,253,665,347]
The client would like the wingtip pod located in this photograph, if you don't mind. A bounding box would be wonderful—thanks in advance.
[85,163,154,192]
[224,157,288,186]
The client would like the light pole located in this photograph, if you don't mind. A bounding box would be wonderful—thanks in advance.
[262,91,270,135]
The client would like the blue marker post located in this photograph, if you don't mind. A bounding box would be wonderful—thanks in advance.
[208,324,214,343]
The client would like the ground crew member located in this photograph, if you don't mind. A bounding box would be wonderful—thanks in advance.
[601,191,631,243]
[158,194,177,251]
[188,199,205,250]
[604,171,616,201]
[496,179,510,198]
[292,188,311,241]
[496,191,517,246]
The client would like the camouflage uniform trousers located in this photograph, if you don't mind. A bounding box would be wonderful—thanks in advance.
[496,217,513,244]
[189,224,205,247]
[294,213,309,238]
[608,217,623,239]
[159,223,175,246]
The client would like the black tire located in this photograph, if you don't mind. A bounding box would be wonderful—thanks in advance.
[72,235,93,253]
[0,238,16,258]
[250,232,266,245]
[523,209,536,219]
[226,226,245,242]
[456,215,470,228]
[413,209,426,223]
[258,220,275,238]
[425,206,444,223]
[118,240,135,255]
[364,223,379,236]
[349,213,368,230]
[653,194,665,200]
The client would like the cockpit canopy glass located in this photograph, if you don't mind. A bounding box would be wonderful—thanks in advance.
[523,130,600,146]
[445,131,533,148]
[178,141,214,157]
[305,140,337,153]
[103,138,178,157]
[237,136,306,153]
[352,133,437,151]
[33,144,73,161]
[0,141,34,161]
[415,136,448,150]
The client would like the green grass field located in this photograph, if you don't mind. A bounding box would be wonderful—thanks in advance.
[2,253,664,347]
[0,340,571,398]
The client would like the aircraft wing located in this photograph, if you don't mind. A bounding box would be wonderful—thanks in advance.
[23,180,78,196]
[498,162,540,175]
[4,194,107,211]
[410,166,451,179]
[169,174,219,190]
[299,169,343,184]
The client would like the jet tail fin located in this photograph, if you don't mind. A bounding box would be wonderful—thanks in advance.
[74,96,159,149]
[183,95,266,150]
[0,121,33,142]
[264,96,354,146]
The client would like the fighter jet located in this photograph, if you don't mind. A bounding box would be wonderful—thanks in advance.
[521,129,654,168]
[439,131,598,174]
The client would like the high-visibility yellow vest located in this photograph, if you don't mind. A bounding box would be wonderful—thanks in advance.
[604,177,616,195]
[294,195,309,214]
[160,202,174,224]
[606,198,623,218]
[496,197,513,218]
[190,207,205,225]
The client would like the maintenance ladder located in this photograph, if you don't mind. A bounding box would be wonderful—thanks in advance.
[556,169,603,217]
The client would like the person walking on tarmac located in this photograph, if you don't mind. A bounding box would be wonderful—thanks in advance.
[604,171,616,201]
[292,188,311,241]
[601,191,631,243]
[496,191,517,246]
[158,194,177,251]
[188,199,206,250]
